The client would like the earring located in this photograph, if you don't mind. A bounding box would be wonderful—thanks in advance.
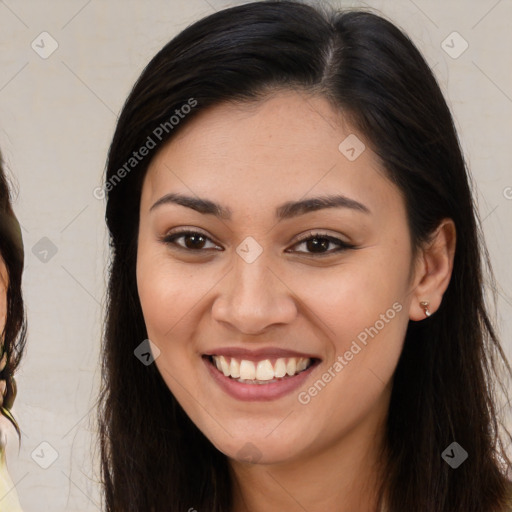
[419,301,431,318]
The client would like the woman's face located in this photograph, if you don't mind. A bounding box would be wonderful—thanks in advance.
[136,91,417,465]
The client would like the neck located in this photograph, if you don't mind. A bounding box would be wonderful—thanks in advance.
[228,392,389,512]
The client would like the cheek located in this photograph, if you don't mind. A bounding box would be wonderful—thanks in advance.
[135,247,221,387]
[294,266,408,438]
[137,270,181,337]
[136,254,203,401]
[136,244,198,338]
[298,254,409,335]
[292,249,410,391]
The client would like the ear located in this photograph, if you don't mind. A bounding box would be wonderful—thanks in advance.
[408,219,456,321]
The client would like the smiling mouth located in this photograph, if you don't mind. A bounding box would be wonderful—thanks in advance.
[204,354,319,385]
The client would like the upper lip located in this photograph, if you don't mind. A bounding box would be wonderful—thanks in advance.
[203,346,321,361]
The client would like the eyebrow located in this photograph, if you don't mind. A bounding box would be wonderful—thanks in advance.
[150,192,371,219]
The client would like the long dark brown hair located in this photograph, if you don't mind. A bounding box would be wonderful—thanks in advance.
[0,149,26,438]
[98,2,512,510]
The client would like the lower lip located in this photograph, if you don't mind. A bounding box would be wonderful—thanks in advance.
[203,356,319,402]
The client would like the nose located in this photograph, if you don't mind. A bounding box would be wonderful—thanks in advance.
[211,252,297,335]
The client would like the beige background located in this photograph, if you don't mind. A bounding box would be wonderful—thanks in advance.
[0,0,511,510]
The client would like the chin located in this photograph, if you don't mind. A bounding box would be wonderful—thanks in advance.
[204,429,307,466]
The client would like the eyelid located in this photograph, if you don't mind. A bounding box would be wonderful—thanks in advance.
[293,229,352,245]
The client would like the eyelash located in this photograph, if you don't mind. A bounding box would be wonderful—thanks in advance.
[160,229,356,256]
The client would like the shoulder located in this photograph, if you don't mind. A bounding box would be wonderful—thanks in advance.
[0,447,24,511]
[0,417,24,512]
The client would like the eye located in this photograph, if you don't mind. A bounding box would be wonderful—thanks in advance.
[160,229,355,256]
[161,230,221,251]
[288,232,355,256]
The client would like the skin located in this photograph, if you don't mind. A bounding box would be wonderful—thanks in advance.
[1,258,11,442]
[0,256,24,512]
[0,258,6,334]
[136,90,456,512]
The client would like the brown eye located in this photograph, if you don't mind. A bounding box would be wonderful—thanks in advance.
[162,230,221,251]
[290,233,355,255]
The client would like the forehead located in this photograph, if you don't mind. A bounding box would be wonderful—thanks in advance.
[142,91,402,219]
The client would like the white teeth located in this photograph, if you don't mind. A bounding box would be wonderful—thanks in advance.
[256,360,274,381]
[219,355,230,377]
[274,358,287,378]
[239,360,256,380]
[286,358,297,376]
[229,358,240,378]
[210,355,312,381]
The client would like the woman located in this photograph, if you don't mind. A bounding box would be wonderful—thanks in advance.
[0,150,25,511]
[98,2,512,510]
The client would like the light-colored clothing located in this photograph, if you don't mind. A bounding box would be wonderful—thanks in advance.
[0,442,23,511]
[0,352,22,511]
